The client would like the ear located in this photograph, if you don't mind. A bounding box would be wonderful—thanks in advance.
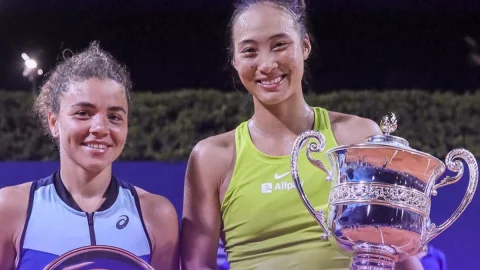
[302,34,312,61]
[48,111,59,139]
[231,57,239,72]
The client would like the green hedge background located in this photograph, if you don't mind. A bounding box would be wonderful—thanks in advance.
[1,89,479,161]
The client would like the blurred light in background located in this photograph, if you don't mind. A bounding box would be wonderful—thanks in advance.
[25,59,37,69]
[21,52,42,94]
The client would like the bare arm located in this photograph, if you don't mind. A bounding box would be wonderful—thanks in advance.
[138,190,180,270]
[0,185,29,269]
[181,136,233,270]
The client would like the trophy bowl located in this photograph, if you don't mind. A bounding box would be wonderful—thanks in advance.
[43,245,154,270]
[290,113,478,270]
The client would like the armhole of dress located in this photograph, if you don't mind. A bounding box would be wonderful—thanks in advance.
[15,181,37,269]
[230,125,242,184]
[318,107,340,147]
[220,126,241,212]
[128,184,154,256]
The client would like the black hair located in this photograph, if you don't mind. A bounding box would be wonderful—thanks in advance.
[227,0,314,92]
[228,0,308,63]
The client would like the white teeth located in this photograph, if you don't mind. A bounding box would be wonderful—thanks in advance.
[85,144,106,149]
[260,76,283,85]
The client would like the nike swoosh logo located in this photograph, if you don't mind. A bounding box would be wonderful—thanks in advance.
[274,171,291,180]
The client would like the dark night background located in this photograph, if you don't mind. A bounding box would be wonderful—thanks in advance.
[1,2,480,268]
[1,0,480,93]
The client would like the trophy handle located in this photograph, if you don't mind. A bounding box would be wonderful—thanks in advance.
[290,130,333,240]
[423,148,478,245]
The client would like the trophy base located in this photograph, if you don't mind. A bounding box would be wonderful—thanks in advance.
[350,253,395,270]
[350,243,396,270]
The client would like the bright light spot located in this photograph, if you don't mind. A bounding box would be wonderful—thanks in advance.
[21,53,30,61]
[38,69,43,75]
[25,59,37,69]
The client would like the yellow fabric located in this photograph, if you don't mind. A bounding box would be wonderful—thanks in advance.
[221,107,350,270]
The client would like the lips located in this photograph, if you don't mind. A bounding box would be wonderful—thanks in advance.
[257,75,286,90]
[81,141,112,151]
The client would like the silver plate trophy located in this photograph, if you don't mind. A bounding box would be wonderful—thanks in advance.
[43,245,154,270]
[290,112,478,270]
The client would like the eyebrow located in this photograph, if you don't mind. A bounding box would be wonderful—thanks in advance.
[237,33,291,47]
[71,102,127,114]
[238,38,257,47]
[268,33,290,40]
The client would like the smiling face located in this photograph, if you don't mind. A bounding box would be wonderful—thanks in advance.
[231,2,311,105]
[48,78,128,173]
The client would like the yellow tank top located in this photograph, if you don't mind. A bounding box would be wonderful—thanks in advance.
[221,107,350,270]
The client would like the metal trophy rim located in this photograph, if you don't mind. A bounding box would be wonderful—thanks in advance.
[325,111,445,174]
[325,143,446,175]
[43,245,154,270]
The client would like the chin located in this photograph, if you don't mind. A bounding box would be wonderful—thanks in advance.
[79,160,112,174]
[255,90,291,106]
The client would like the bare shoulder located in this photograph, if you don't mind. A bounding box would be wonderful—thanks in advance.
[0,182,31,216]
[0,182,32,245]
[191,130,235,161]
[134,187,179,247]
[134,187,179,268]
[187,130,236,181]
[328,111,382,145]
[135,187,178,220]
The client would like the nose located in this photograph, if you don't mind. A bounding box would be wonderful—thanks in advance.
[257,52,278,74]
[89,115,109,137]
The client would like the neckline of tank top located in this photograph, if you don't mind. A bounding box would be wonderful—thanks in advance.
[53,170,119,212]
[243,107,319,160]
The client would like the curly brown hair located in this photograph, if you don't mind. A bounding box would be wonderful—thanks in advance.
[33,41,132,138]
